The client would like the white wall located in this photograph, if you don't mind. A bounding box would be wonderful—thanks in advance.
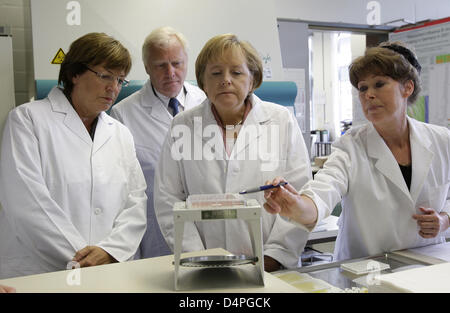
[274,0,450,25]
[0,0,34,106]
[31,0,284,82]
[0,36,15,134]
[2,0,450,105]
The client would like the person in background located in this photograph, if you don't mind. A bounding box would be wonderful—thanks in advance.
[154,34,312,272]
[111,26,205,259]
[0,33,147,279]
[264,41,450,261]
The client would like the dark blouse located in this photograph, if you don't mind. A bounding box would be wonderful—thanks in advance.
[399,163,412,190]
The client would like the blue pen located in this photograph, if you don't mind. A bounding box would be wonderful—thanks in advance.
[239,182,288,194]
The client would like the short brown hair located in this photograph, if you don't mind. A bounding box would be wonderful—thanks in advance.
[195,34,263,92]
[349,41,421,104]
[58,32,132,96]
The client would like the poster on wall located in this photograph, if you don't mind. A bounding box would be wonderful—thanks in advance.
[390,17,450,128]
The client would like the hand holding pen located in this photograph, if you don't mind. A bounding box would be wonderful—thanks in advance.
[239,182,288,194]
[262,177,318,228]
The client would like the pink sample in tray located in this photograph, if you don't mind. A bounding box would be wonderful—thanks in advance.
[186,193,247,209]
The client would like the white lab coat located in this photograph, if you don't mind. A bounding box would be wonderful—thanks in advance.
[154,94,312,268]
[301,116,450,261]
[0,87,147,279]
[110,80,205,258]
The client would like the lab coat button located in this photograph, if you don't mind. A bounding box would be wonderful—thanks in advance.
[94,208,102,215]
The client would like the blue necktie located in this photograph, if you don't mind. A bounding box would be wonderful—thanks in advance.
[168,98,180,116]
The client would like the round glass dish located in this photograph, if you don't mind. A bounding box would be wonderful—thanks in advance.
[178,255,258,267]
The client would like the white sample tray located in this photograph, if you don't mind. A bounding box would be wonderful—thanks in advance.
[340,259,390,275]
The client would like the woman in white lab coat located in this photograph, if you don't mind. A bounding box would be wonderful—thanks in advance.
[154,34,312,271]
[0,33,147,279]
[264,41,450,261]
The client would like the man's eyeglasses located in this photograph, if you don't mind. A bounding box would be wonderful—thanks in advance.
[84,66,129,87]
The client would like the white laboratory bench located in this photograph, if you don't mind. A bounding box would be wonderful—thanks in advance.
[278,242,450,293]
[0,248,299,293]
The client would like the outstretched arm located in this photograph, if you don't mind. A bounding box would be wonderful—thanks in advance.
[263,177,318,230]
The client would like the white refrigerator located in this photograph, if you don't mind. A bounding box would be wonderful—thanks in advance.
[0,35,15,140]
[0,35,15,213]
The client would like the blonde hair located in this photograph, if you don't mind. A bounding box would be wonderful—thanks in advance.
[195,34,263,92]
[142,26,188,67]
[349,41,421,105]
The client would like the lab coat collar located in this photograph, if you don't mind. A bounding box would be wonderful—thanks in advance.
[193,97,226,158]
[184,82,204,111]
[196,93,269,125]
[195,94,270,158]
[48,87,92,145]
[232,94,270,157]
[48,87,69,113]
[92,112,114,154]
[367,120,410,201]
[367,116,434,205]
[141,80,172,126]
[48,87,114,150]
[143,80,199,126]
[408,116,434,204]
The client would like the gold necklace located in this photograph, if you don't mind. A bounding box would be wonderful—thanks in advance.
[223,119,243,130]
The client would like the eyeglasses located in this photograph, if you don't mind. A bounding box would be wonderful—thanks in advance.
[84,66,129,87]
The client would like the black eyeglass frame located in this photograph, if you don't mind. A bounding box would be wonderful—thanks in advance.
[84,65,130,87]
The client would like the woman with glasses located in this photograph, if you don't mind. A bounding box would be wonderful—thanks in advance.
[0,33,147,278]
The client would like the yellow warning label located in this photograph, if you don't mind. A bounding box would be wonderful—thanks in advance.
[51,48,65,64]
